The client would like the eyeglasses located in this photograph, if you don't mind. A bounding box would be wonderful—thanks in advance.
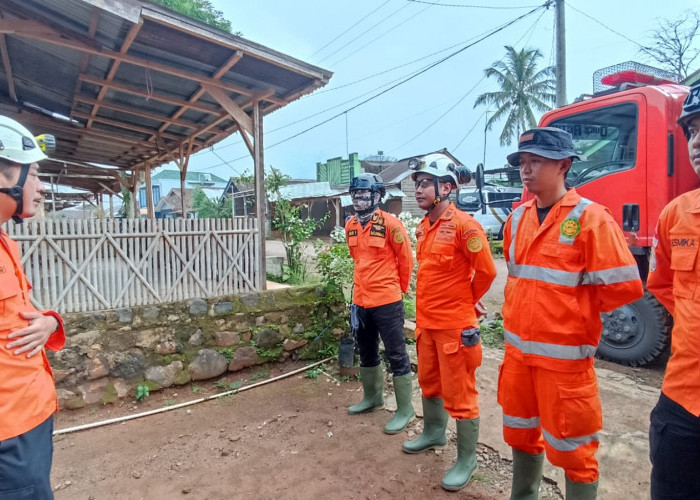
[414,178,433,190]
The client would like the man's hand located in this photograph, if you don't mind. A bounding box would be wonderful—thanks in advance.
[475,301,488,322]
[6,312,59,358]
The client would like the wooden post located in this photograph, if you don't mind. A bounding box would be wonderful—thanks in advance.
[253,100,266,290]
[145,162,155,218]
[132,170,140,218]
[109,194,114,219]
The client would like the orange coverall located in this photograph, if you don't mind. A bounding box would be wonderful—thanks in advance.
[346,209,413,307]
[415,203,496,419]
[647,188,700,416]
[499,189,643,483]
[0,229,65,441]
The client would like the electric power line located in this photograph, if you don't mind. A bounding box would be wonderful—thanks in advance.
[329,3,434,67]
[197,3,549,173]
[406,0,541,9]
[564,1,648,51]
[310,0,392,58]
[316,3,411,64]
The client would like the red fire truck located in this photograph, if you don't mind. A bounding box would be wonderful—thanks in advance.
[482,62,699,366]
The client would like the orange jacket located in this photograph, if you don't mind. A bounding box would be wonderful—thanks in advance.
[503,189,644,372]
[0,230,65,440]
[415,203,496,329]
[647,188,700,416]
[346,209,413,308]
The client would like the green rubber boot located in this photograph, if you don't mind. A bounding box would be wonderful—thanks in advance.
[565,477,598,500]
[441,418,480,491]
[510,449,545,500]
[348,365,384,414]
[384,373,415,434]
[402,397,448,453]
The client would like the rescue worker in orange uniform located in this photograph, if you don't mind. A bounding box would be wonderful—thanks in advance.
[499,128,644,500]
[0,116,65,499]
[647,81,700,500]
[401,153,496,491]
[345,173,416,434]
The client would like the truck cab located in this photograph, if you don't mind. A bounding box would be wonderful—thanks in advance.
[521,69,699,366]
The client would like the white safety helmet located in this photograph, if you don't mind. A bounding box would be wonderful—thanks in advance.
[408,153,470,188]
[0,116,49,164]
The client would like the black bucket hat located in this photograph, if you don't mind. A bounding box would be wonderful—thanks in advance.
[507,127,583,167]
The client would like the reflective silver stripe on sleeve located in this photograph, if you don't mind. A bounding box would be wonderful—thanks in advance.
[542,428,599,452]
[582,265,640,285]
[508,205,527,264]
[505,329,597,360]
[559,198,593,245]
[508,263,584,287]
[503,414,540,429]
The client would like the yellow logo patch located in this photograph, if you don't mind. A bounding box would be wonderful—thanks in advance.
[560,218,581,238]
[467,236,483,253]
[391,227,404,244]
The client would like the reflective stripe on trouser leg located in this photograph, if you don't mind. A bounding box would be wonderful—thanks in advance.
[416,328,479,420]
[498,354,545,455]
[533,364,602,483]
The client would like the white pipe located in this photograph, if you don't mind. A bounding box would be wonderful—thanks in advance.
[54,357,335,436]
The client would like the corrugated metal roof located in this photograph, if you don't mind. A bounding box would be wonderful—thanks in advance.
[0,0,332,194]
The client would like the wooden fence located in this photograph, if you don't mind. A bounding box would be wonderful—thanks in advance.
[5,217,260,313]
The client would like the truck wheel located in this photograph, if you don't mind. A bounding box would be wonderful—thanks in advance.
[596,291,672,367]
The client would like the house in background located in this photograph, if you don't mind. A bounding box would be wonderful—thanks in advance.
[139,170,229,215]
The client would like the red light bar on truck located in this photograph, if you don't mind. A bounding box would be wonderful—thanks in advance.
[601,70,677,87]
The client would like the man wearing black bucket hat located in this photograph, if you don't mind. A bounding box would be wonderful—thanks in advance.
[498,128,643,499]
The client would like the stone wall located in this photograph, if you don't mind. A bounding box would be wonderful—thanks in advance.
[49,285,344,409]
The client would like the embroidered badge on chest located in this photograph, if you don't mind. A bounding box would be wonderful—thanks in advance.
[560,218,581,238]
[347,229,358,237]
[370,225,386,238]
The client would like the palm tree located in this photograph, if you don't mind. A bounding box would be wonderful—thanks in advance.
[474,46,556,146]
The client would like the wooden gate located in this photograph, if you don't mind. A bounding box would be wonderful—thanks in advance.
[5,217,260,313]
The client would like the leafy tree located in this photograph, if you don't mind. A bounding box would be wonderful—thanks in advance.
[639,10,700,81]
[191,188,232,218]
[474,46,555,146]
[150,0,240,34]
[266,167,327,283]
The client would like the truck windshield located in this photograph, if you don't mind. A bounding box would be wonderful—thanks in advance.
[549,103,638,187]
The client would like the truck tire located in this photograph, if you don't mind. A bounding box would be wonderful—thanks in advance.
[596,291,672,367]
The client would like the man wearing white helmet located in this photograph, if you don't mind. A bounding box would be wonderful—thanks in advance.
[0,116,65,499]
[402,153,496,491]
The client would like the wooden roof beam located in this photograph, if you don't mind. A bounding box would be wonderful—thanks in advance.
[0,19,284,104]
[86,21,142,129]
[78,75,221,115]
[74,96,201,130]
[71,8,100,103]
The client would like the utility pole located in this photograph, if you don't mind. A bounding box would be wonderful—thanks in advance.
[483,109,491,167]
[555,0,567,107]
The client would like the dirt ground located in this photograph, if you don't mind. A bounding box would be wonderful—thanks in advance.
[51,252,665,499]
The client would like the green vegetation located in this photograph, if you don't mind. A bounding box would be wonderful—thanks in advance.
[474,46,555,146]
[149,0,237,33]
[192,188,232,218]
[305,364,326,379]
[480,320,505,349]
[250,371,270,381]
[218,347,235,363]
[136,383,150,401]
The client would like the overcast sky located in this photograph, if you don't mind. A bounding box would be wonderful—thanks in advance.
[160,0,697,181]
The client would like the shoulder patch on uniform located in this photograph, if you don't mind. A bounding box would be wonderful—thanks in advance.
[560,218,581,238]
[467,236,483,253]
[463,228,478,239]
[390,226,404,243]
[347,229,358,237]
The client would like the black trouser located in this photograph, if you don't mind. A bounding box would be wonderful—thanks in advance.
[650,392,700,499]
[354,300,411,377]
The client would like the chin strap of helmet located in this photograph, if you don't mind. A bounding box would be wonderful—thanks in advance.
[427,177,450,213]
[0,163,30,223]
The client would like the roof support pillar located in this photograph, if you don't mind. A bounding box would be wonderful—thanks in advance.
[145,162,155,218]
[253,100,266,290]
[131,170,140,218]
